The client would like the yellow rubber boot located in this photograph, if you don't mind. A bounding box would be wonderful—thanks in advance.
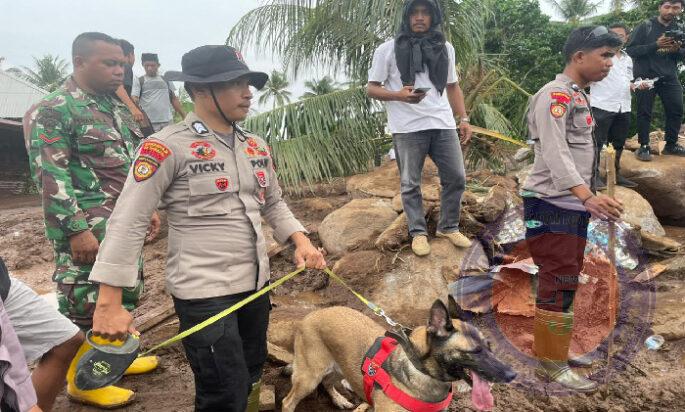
[124,355,159,375]
[88,335,158,376]
[67,341,136,409]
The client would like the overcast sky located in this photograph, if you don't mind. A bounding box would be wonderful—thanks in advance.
[1,0,612,109]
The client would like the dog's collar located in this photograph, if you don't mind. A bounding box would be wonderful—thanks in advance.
[362,336,453,411]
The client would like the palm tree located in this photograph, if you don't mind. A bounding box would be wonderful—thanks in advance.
[19,54,70,92]
[258,70,292,109]
[301,76,340,99]
[545,0,601,24]
[228,0,526,189]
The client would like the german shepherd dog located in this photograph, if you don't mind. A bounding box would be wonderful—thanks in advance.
[282,300,517,411]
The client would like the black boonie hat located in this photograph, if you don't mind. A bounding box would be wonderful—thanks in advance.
[164,45,268,90]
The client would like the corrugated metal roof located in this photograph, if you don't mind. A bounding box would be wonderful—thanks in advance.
[0,70,49,118]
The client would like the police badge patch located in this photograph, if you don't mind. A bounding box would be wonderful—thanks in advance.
[133,156,160,182]
[550,103,567,118]
[190,141,217,160]
[215,177,230,192]
[254,169,268,188]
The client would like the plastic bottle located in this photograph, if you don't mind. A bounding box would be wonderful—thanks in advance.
[645,335,665,350]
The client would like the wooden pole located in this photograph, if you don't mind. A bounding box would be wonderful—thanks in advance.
[605,145,618,383]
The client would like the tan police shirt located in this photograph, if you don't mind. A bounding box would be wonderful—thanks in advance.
[521,73,596,208]
[89,112,306,299]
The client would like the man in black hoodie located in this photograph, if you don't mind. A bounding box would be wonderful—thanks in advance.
[626,0,685,161]
[368,0,472,257]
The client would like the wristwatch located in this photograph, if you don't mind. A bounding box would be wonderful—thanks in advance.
[460,117,470,123]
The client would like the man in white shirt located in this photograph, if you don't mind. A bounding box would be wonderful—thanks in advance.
[131,53,185,132]
[367,0,472,257]
[590,24,639,188]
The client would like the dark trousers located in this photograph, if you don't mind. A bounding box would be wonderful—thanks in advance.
[392,129,466,237]
[173,292,270,412]
[592,108,631,151]
[524,198,590,313]
[635,76,683,146]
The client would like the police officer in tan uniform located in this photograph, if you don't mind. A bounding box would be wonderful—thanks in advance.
[87,45,326,411]
[521,27,624,393]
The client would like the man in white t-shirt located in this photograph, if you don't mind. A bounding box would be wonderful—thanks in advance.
[590,23,639,189]
[367,0,472,257]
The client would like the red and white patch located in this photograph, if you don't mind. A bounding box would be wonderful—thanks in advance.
[550,103,567,118]
[235,50,245,62]
[586,114,593,126]
[254,169,268,188]
[215,177,230,192]
[550,92,571,105]
[140,140,171,163]
[573,92,586,106]
[190,141,217,160]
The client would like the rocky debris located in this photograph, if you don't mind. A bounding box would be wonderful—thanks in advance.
[623,131,685,154]
[468,185,510,223]
[611,186,665,236]
[467,170,519,191]
[375,213,411,252]
[319,198,398,256]
[346,159,440,199]
[652,289,685,341]
[640,232,682,257]
[617,154,685,226]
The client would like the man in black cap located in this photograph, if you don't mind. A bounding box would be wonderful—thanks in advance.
[132,53,185,132]
[87,45,326,411]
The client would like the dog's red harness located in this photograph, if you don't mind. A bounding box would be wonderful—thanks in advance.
[361,336,453,412]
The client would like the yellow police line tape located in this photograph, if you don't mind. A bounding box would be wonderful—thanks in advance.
[470,125,528,148]
[140,267,390,356]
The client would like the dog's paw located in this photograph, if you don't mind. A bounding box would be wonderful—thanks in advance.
[328,385,355,410]
[352,403,371,412]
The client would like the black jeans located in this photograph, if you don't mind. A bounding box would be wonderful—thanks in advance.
[592,108,631,151]
[173,291,270,412]
[635,76,683,146]
[524,198,590,313]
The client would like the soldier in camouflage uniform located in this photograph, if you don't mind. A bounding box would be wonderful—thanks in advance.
[23,32,159,409]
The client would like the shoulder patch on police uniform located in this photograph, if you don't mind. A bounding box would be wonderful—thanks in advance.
[139,140,172,163]
[254,169,268,188]
[192,121,209,135]
[245,137,269,157]
[133,157,160,182]
[190,141,217,160]
[551,91,571,105]
[550,103,567,118]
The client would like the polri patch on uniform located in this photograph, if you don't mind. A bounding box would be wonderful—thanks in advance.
[133,156,160,182]
[139,140,171,163]
[586,114,593,126]
[550,92,571,105]
[550,103,567,118]
[192,121,209,135]
[573,92,586,106]
[215,177,230,192]
[245,137,269,157]
[254,169,268,188]
[190,141,217,160]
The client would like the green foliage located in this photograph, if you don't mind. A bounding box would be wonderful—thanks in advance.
[545,0,602,24]
[301,76,340,99]
[18,54,69,92]
[258,70,293,109]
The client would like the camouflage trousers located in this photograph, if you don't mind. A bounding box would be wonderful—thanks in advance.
[52,238,144,330]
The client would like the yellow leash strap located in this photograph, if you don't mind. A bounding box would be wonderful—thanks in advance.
[140,267,305,355]
[470,125,528,148]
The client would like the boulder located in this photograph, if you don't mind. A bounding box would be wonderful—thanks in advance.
[346,159,440,199]
[319,198,398,256]
[620,154,685,226]
[370,239,468,325]
[609,186,665,236]
[469,185,509,223]
[375,213,411,252]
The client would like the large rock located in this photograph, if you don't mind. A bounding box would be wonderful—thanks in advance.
[371,239,468,325]
[319,198,398,256]
[611,186,665,236]
[621,154,685,226]
[346,159,440,200]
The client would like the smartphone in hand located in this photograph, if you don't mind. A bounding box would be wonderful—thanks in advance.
[413,87,431,94]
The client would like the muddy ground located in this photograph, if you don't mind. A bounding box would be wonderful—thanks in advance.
[1,189,684,412]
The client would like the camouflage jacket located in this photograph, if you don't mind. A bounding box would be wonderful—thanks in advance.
[24,77,143,242]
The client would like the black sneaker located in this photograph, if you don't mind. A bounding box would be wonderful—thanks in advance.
[663,143,685,156]
[635,145,652,161]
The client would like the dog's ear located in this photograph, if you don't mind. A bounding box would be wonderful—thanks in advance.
[427,300,454,338]
[448,296,474,322]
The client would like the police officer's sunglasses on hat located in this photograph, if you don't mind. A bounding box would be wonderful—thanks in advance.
[583,26,609,44]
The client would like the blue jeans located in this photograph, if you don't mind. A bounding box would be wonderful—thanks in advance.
[393,129,466,237]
